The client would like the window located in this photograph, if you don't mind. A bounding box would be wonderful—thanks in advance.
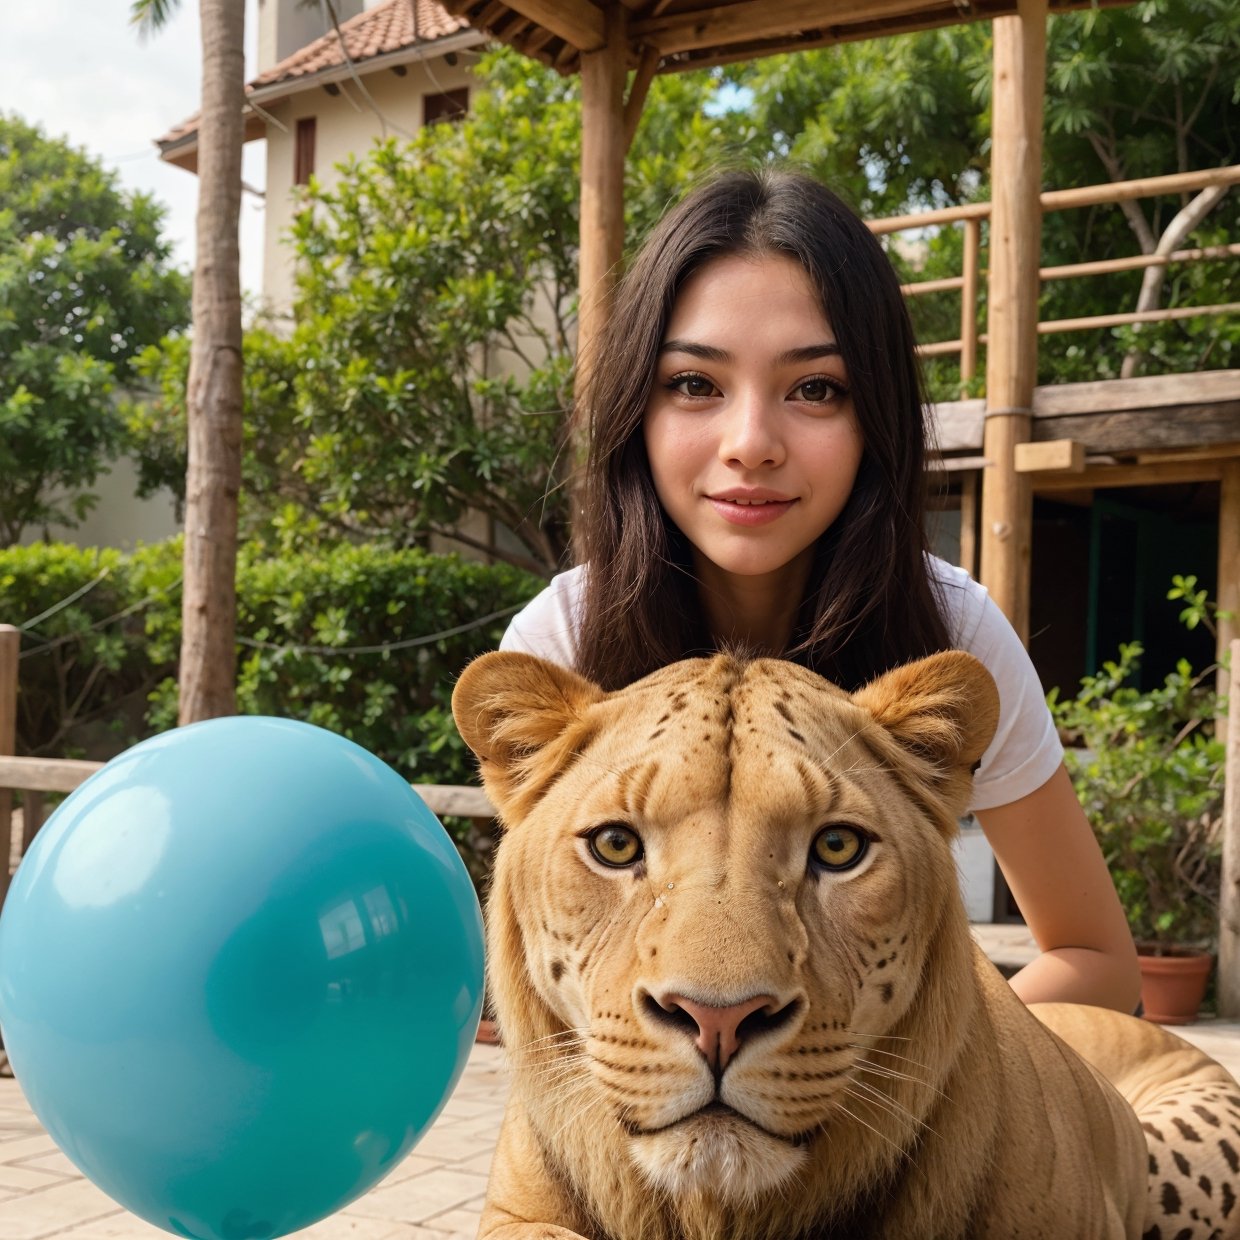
[423,88,469,127]
[294,117,316,186]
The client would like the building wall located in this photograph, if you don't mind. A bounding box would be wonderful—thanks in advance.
[260,55,479,315]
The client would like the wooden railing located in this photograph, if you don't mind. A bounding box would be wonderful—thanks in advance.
[869,164,1240,392]
[0,624,495,904]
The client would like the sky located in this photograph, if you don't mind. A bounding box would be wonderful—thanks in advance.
[2,0,268,294]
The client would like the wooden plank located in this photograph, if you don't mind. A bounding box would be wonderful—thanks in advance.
[929,399,986,453]
[0,756,104,793]
[0,626,16,895]
[502,0,605,50]
[960,217,982,390]
[413,784,495,818]
[1030,458,1224,492]
[1034,403,1240,454]
[979,0,1046,644]
[1220,639,1240,1018]
[1030,370,1240,417]
[1219,462,1240,710]
[959,470,979,576]
[1040,163,1240,212]
[632,0,934,55]
[1014,439,1085,473]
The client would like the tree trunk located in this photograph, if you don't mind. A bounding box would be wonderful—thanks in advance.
[179,0,245,724]
[1119,183,1230,379]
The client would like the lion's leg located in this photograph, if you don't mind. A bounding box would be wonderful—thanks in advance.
[1033,1002,1240,1240]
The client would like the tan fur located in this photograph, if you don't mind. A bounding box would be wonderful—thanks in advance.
[452,651,1240,1240]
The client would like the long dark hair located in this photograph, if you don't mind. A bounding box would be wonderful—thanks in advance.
[574,168,950,691]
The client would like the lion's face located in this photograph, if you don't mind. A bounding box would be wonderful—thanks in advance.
[453,651,998,1213]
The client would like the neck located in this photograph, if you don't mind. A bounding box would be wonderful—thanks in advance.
[694,551,812,655]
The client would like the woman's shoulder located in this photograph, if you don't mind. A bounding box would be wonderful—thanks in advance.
[499,564,585,667]
[925,554,994,648]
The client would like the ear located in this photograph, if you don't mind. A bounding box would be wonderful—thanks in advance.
[852,651,1000,814]
[451,651,604,824]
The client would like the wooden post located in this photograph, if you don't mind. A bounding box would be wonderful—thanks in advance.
[576,4,629,391]
[1220,639,1240,1019]
[979,0,1047,645]
[1218,461,1240,741]
[0,625,19,904]
[959,471,980,577]
[960,216,982,395]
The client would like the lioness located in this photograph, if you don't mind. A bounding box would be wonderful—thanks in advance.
[452,649,1240,1240]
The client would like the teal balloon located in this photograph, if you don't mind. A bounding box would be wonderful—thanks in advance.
[0,717,484,1240]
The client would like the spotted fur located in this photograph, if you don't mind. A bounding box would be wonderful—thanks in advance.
[452,650,1240,1240]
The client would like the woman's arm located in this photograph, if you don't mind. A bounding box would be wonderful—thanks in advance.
[975,763,1141,1013]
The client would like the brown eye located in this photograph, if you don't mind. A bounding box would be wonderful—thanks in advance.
[589,823,643,868]
[811,825,868,872]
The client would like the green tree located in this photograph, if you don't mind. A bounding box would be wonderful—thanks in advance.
[130,48,746,575]
[734,0,1239,390]
[0,114,189,545]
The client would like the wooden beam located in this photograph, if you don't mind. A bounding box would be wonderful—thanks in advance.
[1035,403,1240,455]
[1220,639,1240,1017]
[623,43,660,151]
[979,0,1046,643]
[959,470,980,576]
[502,0,605,50]
[0,626,17,902]
[1030,370,1240,416]
[632,0,928,55]
[577,5,628,392]
[0,753,494,820]
[0,756,103,794]
[1219,461,1240,709]
[1014,438,1084,473]
[1030,458,1224,492]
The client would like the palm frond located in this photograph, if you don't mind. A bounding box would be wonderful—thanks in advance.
[130,0,180,40]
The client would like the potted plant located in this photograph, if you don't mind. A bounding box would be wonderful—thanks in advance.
[1049,579,1228,1024]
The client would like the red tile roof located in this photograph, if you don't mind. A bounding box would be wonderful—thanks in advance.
[156,0,475,155]
[253,0,469,92]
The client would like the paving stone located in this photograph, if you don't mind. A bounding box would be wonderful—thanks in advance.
[345,1168,489,1226]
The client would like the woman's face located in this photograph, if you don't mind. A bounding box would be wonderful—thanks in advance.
[643,252,864,592]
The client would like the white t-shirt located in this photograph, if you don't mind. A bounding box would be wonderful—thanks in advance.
[500,556,1063,813]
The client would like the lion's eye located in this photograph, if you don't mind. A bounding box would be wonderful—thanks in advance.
[588,823,643,868]
[810,825,868,872]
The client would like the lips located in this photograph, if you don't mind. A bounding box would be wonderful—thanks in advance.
[707,494,797,526]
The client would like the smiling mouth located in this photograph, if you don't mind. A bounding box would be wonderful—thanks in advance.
[623,1101,816,1147]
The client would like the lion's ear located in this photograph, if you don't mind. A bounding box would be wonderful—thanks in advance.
[852,651,1000,812]
[451,651,604,824]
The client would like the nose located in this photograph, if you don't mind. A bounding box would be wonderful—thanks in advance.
[718,394,783,469]
[649,991,779,1073]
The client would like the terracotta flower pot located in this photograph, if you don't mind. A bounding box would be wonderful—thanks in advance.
[1137,946,1213,1025]
[475,1017,502,1045]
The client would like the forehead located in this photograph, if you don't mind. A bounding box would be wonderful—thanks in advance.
[569,659,874,823]
[665,252,831,343]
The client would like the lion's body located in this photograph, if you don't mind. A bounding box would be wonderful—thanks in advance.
[452,651,1240,1240]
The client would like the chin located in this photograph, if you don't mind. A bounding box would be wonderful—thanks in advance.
[630,1109,808,1202]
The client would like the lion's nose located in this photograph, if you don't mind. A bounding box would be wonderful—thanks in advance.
[651,992,779,1072]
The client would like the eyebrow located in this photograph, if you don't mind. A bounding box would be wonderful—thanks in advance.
[658,340,842,365]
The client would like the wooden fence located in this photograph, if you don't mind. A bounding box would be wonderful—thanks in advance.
[869,162,1240,392]
[0,624,495,911]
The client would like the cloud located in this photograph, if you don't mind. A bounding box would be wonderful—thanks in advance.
[1,0,266,294]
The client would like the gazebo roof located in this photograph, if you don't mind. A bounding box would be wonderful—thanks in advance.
[436,0,1121,75]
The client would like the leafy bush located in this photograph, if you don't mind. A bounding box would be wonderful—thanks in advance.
[1050,585,1228,950]
[0,540,178,757]
[2,541,541,881]
[3,538,540,772]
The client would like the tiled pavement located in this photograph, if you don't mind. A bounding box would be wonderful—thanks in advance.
[0,1042,508,1240]
[2,928,1237,1240]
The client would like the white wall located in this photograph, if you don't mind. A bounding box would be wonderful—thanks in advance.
[259,54,480,315]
